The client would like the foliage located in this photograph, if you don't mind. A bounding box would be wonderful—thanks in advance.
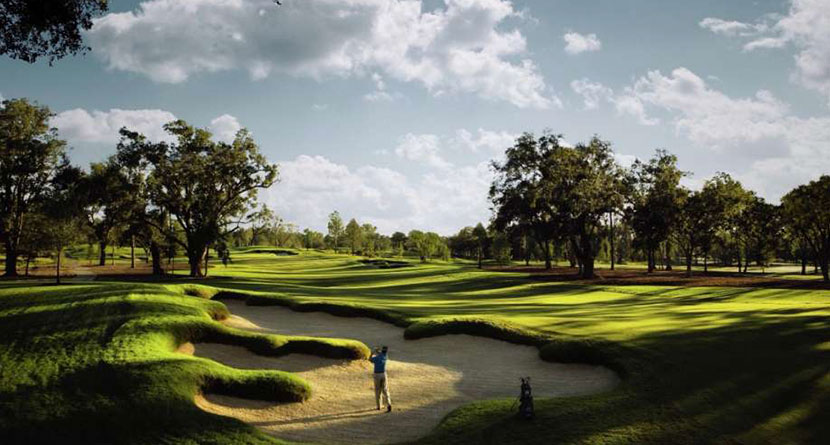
[782,175,830,281]
[118,121,278,277]
[627,149,686,273]
[0,0,108,63]
[0,98,67,276]
[327,210,344,252]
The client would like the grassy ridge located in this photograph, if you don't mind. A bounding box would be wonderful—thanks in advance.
[0,281,368,444]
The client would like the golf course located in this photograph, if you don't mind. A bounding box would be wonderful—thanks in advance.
[2,248,828,444]
[3,1,830,443]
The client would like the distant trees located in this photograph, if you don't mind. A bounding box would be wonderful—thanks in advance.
[327,211,344,253]
[344,218,363,255]
[408,230,445,262]
[40,162,86,283]
[82,160,135,266]
[627,150,686,273]
[782,176,830,282]
[0,98,67,276]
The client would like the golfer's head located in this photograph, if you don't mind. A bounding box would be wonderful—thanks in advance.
[381,346,388,353]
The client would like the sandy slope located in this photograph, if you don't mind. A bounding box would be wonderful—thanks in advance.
[180,300,619,444]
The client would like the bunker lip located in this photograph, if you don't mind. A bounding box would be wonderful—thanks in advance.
[182,300,620,445]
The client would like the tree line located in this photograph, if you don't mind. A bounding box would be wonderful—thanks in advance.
[2,99,827,282]
[1,98,277,281]
[487,132,830,281]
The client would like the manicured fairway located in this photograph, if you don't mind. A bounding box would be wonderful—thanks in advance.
[1,249,828,444]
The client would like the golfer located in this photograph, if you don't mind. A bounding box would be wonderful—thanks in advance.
[369,346,392,412]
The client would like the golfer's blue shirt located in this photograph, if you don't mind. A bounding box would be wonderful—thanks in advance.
[370,352,388,373]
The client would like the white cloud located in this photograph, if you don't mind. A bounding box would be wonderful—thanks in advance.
[89,0,554,109]
[570,78,613,110]
[363,72,402,102]
[208,114,242,143]
[394,133,451,169]
[628,68,789,147]
[702,0,830,105]
[563,32,601,54]
[51,108,178,144]
[311,104,329,111]
[698,17,766,37]
[452,128,516,153]
[569,78,657,125]
[264,153,493,234]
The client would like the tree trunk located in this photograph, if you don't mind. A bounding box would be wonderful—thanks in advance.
[477,247,482,269]
[821,259,829,282]
[204,246,209,277]
[111,245,115,266]
[150,241,164,276]
[704,255,708,273]
[609,212,615,271]
[56,247,62,285]
[99,241,107,266]
[130,235,135,269]
[664,241,672,271]
[647,248,655,273]
[187,245,206,278]
[801,251,807,275]
[543,239,552,270]
[577,233,595,279]
[685,252,692,278]
[25,256,31,276]
[4,238,18,276]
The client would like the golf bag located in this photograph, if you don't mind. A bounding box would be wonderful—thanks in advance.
[518,376,534,419]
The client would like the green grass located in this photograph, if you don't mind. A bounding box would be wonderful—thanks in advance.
[2,248,829,443]
[0,280,367,444]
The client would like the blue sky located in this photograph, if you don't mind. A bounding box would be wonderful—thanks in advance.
[2,0,829,234]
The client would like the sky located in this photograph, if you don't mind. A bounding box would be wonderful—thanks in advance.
[1,0,829,235]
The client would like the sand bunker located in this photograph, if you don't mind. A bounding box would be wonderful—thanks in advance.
[180,300,619,444]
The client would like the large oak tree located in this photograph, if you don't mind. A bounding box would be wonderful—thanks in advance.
[0,98,67,276]
[119,120,278,277]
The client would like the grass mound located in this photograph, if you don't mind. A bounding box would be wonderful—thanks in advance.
[214,290,410,327]
[358,258,412,269]
[0,281,370,444]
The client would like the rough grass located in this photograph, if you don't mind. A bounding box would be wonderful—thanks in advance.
[0,281,368,444]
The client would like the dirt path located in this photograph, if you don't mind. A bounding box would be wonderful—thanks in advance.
[181,300,619,444]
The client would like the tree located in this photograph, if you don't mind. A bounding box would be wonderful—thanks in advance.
[473,223,488,268]
[781,176,830,282]
[1,0,109,63]
[548,136,626,278]
[40,162,86,284]
[344,218,363,255]
[391,232,407,256]
[302,228,324,250]
[490,133,566,270]
[627,150,686,273]
[408,230,443,262]
[743,198,780,273]
[248,204,279,246]
[0,98,67,276]
[361,223,378,257]
[119,120,278,277]
[327,211,344,253]
[82,160,135,266]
